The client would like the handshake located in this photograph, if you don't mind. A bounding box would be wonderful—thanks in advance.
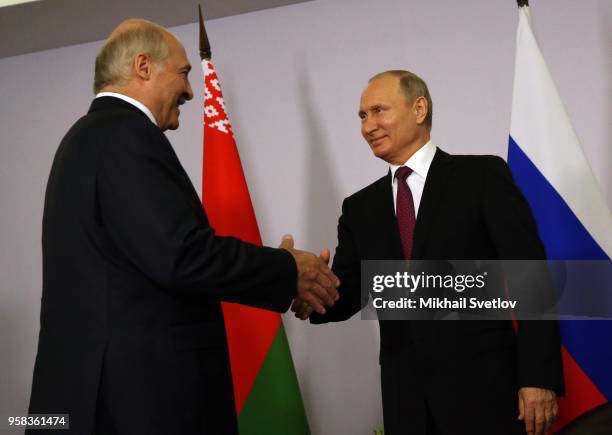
[279,235,339,320]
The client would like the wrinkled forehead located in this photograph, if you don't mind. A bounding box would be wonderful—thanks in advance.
[364,76,401,95]
[360,76,401,105]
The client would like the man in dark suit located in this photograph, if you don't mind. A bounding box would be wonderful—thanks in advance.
[293,70,563,434]
[28,19,339,434]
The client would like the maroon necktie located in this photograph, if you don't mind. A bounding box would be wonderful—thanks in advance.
[395,166,416,260]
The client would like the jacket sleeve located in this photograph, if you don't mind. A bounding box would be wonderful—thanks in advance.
[96,119,296,312]
[482,156,565,395]
[311,197,365,324]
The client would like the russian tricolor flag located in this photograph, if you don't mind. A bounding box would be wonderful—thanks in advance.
[508,5,612,430]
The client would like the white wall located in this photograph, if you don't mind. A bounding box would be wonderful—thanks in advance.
[0,0,609,433]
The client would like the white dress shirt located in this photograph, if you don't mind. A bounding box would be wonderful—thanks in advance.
[389,140,437,217]
[95,92,158,126]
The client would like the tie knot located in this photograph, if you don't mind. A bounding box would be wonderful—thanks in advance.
[395,166,413,182]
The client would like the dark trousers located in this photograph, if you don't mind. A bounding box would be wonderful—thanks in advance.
[380,346,525,435]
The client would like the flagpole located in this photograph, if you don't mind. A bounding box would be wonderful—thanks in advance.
[198,4,212,61]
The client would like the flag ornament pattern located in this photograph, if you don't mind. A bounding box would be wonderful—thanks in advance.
[508,6,612,430]
[201,58,310,434]
[203,60,232,135]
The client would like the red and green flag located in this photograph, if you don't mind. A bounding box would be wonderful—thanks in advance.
[200,52,310,434]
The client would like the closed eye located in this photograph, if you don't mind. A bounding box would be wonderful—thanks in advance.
[180,65,192,76]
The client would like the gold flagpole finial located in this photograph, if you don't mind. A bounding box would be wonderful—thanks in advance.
[199,4,212,60]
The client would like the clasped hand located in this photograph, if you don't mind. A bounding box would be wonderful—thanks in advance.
[279,235,339,316]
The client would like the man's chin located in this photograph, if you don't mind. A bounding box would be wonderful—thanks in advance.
[164,118,180,131]
[371,147,390,161]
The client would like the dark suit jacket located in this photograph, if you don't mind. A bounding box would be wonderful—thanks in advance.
[312,149,564,434]
[28,97,297,435]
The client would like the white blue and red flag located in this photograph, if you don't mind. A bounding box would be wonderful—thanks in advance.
[508,5,612,430]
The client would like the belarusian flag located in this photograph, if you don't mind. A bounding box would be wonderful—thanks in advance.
[200,56,310,434]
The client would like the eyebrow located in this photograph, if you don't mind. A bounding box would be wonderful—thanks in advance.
[358,104,382,116]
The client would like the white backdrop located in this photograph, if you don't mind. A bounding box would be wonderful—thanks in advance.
[0,0,610,433]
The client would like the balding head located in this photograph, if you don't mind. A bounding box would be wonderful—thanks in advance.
[93,19,193,131]
[93,19,173,94]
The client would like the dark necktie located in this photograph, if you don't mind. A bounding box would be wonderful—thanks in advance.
[395,166,416,260]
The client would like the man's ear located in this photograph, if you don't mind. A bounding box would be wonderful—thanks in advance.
[413,96,429,125]
[133,53,152,81]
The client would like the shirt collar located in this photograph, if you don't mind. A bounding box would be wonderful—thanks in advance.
[95,92,158,126]
[390,140,437,181]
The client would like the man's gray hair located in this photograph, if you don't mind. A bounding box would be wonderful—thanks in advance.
[93,19,170,94]
[369,70,433,130]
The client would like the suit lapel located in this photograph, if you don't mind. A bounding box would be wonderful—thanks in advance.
[374,170,404,260]
[412,149,453,259]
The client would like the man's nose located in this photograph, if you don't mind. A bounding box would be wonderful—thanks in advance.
[362,116,377,135]
[185,81,194,101]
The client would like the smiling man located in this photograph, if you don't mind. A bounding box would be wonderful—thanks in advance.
[296,70,564,435]
[27,19,339,434]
